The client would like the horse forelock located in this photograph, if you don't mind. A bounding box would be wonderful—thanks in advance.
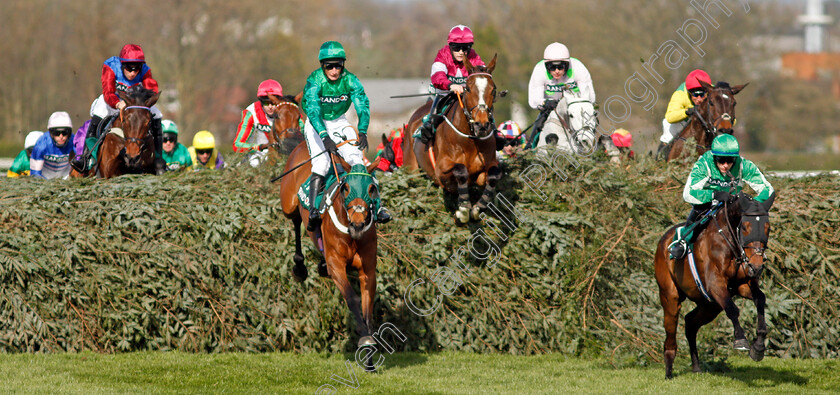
[124,85,155,105]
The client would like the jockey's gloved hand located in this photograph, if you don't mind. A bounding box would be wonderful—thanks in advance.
[685,107,696,117]
[541,99,558,112]
[322,136,338,154]
[256,143,270,151]
[357,133,368,151]
[713,190,731,203]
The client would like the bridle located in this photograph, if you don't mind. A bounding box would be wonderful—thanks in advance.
[449,72,497,140]
[685,87,736,148]
[119,105,152,151]
[713,199,769,277]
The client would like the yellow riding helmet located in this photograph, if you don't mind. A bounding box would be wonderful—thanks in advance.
[193,130,216,150]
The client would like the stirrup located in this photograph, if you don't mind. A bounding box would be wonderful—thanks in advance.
[376,207,392,224]
[668,240,687,259]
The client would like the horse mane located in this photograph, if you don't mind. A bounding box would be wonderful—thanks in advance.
[124,85,156,104]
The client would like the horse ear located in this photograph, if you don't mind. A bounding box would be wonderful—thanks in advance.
[731,83,749,95]
[761,191,776,212]
[118,90,128,102]
[382,133,388,144]
[486,54,497,74]
[699,79,714,90]
[268,94,281,105]
[294,91,303,105]
[464,55,474,74]
[145,92,161,108]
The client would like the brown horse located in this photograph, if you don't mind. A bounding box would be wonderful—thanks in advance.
[407,55,500,223]
[666,81,747,161]
[266,92,305,158]
[278,141,379,349]
[94,86,160,178]
[654,192,775,379]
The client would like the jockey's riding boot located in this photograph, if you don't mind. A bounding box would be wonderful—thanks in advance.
[70,116,102,172]
[375,206,392,224]
[668,208,703,259]
[151,118,166,175]
[418,115,439,146]
[306,174,326,232]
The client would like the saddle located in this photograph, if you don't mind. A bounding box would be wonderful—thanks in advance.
[412,95,457,139]
[298,168,345,214]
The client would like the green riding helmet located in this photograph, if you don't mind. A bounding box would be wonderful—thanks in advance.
[318,41,346,62]
[161,119,179,135]
[711,134,739,157]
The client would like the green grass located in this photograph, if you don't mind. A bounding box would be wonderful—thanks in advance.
[0,352,837,394]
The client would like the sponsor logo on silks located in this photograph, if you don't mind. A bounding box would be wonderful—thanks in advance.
[255,123,272,133]
[44,154,70,162]
[116,83,135,93]
[448,75,467,85]
[321,95,349,104]
[545,81,579,93]
[708,178,739,188]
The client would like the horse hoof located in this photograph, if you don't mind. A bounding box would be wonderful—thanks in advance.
[749,345,765,361]
[317,260,329,277]
[455,207,470,224]
[357,336,376,347]
[734,338,749,351]
[292,264,308,283]
[470,205,483,221]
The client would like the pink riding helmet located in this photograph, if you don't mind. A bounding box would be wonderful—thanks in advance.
[257,79,283,97]
[447,25,474,44]
[119,44,146,63]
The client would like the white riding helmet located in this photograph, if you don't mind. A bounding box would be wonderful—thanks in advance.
[47,111,73,130]
[543,42,570,62]
[25,131,44,149]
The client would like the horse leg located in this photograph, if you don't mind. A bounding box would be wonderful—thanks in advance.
[291,217,307,282]
[355,253,377,349]
[658,284,682,379]
[737,280,766,361]
[471,165,501,221]
[719,295,749,351]
[452,164,471,224]
[684,303,722,373]
[328,261,371,345]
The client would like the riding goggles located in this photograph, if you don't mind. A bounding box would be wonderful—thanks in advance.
[49,128,71,137]
[196,148,213,155]
[689,89,706,97]
[162,135,177,143]
[258,96,275,106]
[449,43,472,53]
[714,156,736,165]
[545,61,568,72]
[122,62,143,72]
[322,61,345,71]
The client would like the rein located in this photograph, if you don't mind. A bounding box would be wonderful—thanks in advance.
[450,72,496,140]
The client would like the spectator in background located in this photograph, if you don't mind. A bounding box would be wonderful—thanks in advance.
[161,120,192,172]
[496,120,526,161]
[6,131,44,177]
[31,111,75,179]
[188,130,225,171]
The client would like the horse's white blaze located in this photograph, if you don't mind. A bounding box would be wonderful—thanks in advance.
[475,77,488,107]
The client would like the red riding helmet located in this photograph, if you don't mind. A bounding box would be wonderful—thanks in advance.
[447,25,474,44]
[119,44,146,63]
[257,79,283,97]
[685,69,711,90]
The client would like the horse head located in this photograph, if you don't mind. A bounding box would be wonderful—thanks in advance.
[733,191,775,278]
[463,54,498,138]
[269,92,305,155]
[696,80,747,136]
[339,165,378,240]
[380,133,396,165]
[117,86,159,170]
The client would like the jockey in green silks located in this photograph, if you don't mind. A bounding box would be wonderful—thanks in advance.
[669,134,774,259]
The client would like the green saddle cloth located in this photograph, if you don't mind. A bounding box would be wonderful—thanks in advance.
[298,169,345,214]
[671,204,722,248]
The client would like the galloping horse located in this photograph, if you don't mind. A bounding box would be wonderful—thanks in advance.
[278,140,379,349]
[94,86,160,178]
[266,92,304,157]
[405,55,500,223]
[654,192,775,379]
[667,81,747,161]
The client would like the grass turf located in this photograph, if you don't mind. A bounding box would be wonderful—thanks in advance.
[0,352,837,394]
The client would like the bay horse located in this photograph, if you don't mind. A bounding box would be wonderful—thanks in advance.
[96,86,161,178]
[266,92,305,157]
[654,192,775,379]
[278,140,379,350]
[666,81,747,161]
[406,54,500,223]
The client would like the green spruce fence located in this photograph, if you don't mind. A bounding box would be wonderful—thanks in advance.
[1,153,837,361]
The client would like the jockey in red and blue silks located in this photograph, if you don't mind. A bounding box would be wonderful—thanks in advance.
[72,44,165,174]
[417,25,485,146]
